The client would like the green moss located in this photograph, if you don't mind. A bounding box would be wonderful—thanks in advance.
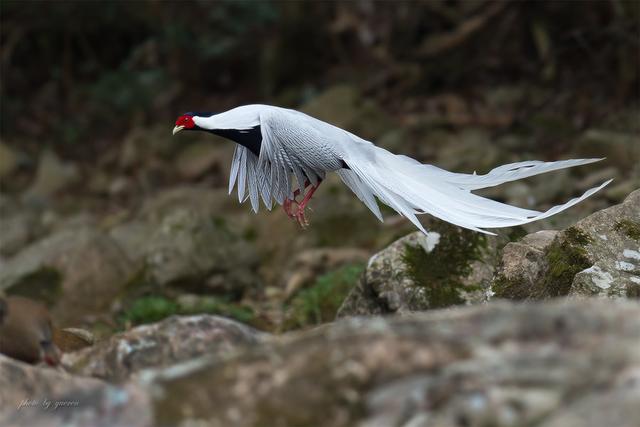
[178,295,255,324]
[626,283,640,299]
[614,219,640,241]
[564,226,594,246]
[286,263,364,329]
[402,223,486,309]
[120,295,255,327]
[507,226,528,242]
[6,267,63,306]
[120,295,179,325]
[493,227,595,300]
[539,227,592,298]
[492,274,530,300]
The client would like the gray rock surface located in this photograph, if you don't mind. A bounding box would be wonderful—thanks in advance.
[23,150,79,204]
[338,225,496,317]
[64,314,266,381]
[0,226,135,326]
[0,354,106,409]
[0,208,43,257]
[491,230,558,299]
[110,187,260,294]
[0,142,20,179]
[143,299,640,427]
[0,356,151,427]
[493,189,640,299]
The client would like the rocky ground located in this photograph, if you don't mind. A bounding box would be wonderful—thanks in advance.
[0,85,639,425]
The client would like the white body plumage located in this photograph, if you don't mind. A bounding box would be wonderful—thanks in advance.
[187,104,610,235]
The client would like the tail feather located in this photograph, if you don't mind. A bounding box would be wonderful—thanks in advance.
[341,144,610,235]
[435,158,604,191]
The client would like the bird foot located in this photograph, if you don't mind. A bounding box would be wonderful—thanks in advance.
[292,203,311,228]
[283,198,296,219]
[282,182,320,229]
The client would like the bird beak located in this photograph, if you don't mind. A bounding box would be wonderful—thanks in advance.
[173,125,185,135]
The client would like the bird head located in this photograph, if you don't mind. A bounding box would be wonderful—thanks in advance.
[173,113,196,135]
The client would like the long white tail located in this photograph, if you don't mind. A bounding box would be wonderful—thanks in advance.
[339,142,610,235]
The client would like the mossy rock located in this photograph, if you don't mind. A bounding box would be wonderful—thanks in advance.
[338,223,498,317]
[492,189,640,299]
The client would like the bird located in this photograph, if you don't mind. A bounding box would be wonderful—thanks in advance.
[172,105,610,235]
[0,296,61,366]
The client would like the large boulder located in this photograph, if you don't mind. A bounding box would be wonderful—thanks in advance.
[0,354,104,409]
[338,224,497,317]
[0,226,135,326]
[64,315,266,382]
[493,189,640,299]
[0,355,150,427]
[143,299,640,427]
[109,187,260,295]
[0,205,44,257]
[23,150,79,205]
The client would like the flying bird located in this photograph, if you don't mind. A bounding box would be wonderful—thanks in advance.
[173,105,610,235]
[0,296,61,366]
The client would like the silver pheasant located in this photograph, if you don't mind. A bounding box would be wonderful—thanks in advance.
[173,105,610,235]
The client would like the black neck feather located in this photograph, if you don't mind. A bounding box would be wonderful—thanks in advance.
[206,126,262,157]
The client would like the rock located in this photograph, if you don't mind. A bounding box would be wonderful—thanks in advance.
[118,125,175,170]
[54,328,95,353]
[23,150,79,204]
[300,85,393,140]
[0,353,105,409]
[2,384,151,427]
[64,315,266,382]
[138,186,235,222]
[130,209,257,293]
[176,141,230,180]
[0,226,135,326]
[575,129,640,173]
[109,187,260,295]
[492,230,558,299]
[0,141,19,179]
[0,207,43,257]
[338,224,497,317]
[283,247,370,298]
[0,355,150,426]
[493,189,640,299]
[144,299,640,427]
[435,128,503,174]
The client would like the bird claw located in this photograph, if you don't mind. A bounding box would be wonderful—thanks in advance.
[282,182,319,229]
[294,207,310,228]
[283,198,295,219]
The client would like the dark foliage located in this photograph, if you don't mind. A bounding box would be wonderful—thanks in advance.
[1,0,638,159]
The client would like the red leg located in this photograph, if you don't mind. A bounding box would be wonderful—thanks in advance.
[283,189,301,218]
[293,181,322,228]
[282,180,310,219]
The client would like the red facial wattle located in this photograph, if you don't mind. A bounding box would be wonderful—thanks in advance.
[175,114,195,129]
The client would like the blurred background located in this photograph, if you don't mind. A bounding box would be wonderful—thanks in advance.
[1,0,638,334]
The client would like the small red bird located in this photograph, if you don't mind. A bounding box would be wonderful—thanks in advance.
[0,296,61,366]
